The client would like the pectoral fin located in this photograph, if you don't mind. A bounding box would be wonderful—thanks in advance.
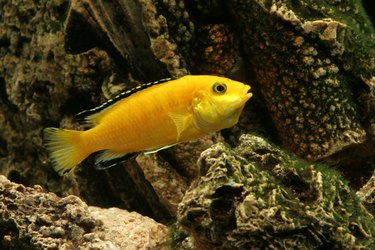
[168,112,192,142]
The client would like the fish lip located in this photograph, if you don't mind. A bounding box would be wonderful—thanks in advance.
[222,85,251,111]
[244,92,252,100]
[242,85,252,102]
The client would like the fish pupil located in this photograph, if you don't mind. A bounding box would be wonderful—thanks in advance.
[213,82,227,94]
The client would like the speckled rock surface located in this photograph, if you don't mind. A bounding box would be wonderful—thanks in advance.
[178,134,374,249]
[0,175,169,249]
[190,24,244,77]
[226,0,375,161]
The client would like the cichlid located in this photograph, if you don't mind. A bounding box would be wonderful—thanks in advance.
[44,75,252,175]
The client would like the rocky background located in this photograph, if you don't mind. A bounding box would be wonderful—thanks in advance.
[0,0,374,249]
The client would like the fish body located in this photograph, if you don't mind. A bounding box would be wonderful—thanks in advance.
[44,75,252,175]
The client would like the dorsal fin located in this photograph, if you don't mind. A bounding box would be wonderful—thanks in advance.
[75,77,175,125]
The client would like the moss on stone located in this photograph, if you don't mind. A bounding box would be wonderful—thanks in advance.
[178,134,374,249]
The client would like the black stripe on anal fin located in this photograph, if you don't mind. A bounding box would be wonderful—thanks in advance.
[95,152,139,170]
[75,77,176,122]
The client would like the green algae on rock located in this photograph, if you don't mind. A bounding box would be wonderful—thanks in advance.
[227,0,375,161]
[178,134,374,249]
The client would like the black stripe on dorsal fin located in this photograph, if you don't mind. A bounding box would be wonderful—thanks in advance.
[75,77,176,123]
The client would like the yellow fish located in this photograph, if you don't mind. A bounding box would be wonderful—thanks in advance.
[44,75,252,175]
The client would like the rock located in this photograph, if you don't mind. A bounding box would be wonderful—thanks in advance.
[64,0,188,80]
[0,175,169,249]
[226,0,375,161]
[136,154,189,215]
[0,0,115,199]
[357,170,375,216]
[1,1,374,248]
[177,134,375,249]
[190,24,245,77]
[161,133,224,182]
[89,206,169,250]
[0,0,191,221]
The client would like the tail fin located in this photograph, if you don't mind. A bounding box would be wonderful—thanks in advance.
[43,128,89,175]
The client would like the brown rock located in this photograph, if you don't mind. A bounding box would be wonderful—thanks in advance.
[89,206,169,249]
[0,175,169,249]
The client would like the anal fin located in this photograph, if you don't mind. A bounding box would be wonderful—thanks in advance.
[95,150,138,170]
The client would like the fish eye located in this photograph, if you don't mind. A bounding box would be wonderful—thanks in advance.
[212,82,227,94]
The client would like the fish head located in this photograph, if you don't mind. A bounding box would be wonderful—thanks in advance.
[192,77,252,133]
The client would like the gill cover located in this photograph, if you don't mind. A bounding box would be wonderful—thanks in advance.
[192,91,220,132]
[192,81,250,133]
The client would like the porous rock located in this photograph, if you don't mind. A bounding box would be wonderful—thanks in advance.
[190,24,244,77]
[178,134,374,249]
[0,0,114,198]
[357,169,375,216]
[0,175,169,249]
[227,0,375,161]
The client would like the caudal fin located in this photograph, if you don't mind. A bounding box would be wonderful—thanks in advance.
[43,128,89,175]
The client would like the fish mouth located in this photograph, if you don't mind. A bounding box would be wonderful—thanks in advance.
[241,85,252,102]
[219,85,252,116]
[243,92,252,102]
